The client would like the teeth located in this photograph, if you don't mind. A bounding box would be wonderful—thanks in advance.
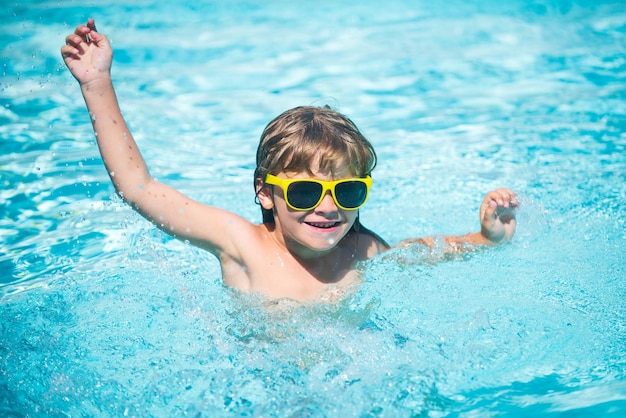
[307,222,337,228]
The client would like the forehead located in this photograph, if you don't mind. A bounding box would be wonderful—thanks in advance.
[284,154,354,179]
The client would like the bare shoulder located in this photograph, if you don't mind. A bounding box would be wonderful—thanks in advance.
[354,224,391,258]
[169,199,262,258]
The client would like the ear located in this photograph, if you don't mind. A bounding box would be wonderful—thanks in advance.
[255,178,274,210]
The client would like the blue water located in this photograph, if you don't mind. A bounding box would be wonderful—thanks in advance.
[1,0,625,416]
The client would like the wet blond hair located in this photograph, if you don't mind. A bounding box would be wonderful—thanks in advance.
[255,106,377,223]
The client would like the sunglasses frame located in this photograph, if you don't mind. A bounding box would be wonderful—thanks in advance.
[264,174,372,211]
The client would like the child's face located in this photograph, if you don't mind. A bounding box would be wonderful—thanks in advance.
[267,169,361,257]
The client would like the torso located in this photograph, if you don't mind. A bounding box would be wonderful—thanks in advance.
[218,223,386,300]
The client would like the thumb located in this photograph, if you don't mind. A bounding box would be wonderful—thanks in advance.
[480,200,498,224]
[85,18,108,46]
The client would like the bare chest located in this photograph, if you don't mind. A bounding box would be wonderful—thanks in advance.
[219,245,360,300]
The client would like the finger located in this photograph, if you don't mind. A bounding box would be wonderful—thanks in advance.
[60,44,79,58]
[495,188,518,201]
[87,18,97,32]
[483,202,498,221]
[73,24,89,36]
[70,25,92,46]
[479,197,497,223]
[65,33,84,48]
[87,30,106,44]
[85,20,96,42]
[490,190,509,207]
[487,189,517,208]
[502,189,519,207]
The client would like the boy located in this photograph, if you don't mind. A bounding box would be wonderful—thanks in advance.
[61,19,518,301]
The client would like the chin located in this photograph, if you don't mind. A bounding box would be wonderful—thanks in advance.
[304,229,347,252]
[288,231,345,258]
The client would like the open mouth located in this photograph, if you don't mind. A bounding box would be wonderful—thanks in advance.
[305,221,341,229]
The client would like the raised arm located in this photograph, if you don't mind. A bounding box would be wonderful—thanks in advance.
[60,20,251,255]
[398,188,518,251]
[61,20,150,203]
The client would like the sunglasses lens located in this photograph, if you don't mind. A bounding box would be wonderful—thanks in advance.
[335,181,368,209]
[287,181,323,209]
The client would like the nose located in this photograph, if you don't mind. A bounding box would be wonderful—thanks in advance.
[314,190,338,212]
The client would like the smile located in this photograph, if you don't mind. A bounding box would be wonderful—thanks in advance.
[305,221,341,229]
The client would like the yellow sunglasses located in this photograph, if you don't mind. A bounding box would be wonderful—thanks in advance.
[265,174,372,211]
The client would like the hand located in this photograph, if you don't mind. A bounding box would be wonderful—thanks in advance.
[479,188,519,244]
[61,19,112,85]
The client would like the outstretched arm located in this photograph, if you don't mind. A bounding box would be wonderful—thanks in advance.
[61,20,249,255]
[61,19,150,203]
[398,188,518,251]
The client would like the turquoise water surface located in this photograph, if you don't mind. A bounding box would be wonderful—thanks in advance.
[1,0,625,416]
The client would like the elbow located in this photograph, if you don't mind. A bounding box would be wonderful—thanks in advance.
[113,178,153,208]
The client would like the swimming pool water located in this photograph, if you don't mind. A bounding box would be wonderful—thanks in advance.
[1,0,625,416]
